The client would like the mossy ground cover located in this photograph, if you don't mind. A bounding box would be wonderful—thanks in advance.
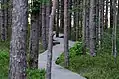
[0,40,45,79]
[56,32,119,79]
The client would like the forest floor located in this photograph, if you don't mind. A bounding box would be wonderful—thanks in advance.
[38,34,86,79]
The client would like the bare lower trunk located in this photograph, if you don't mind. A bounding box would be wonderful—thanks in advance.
[9,0,28,78]
[1,0,7,41]
[29,13,40,68]
[42,3,47,50]
[112,0,118,58]
[46,0,51,45]
[39,3,42,37]
[89,0,96,56]
[46,0,57,79]
[82,0,87,54]
[68,0,72,39]
[105,0,108,29]
[60,0,64,33]
[64,0,69,67]
[76,0,80,41]
[56,0,59,37]
[85,0,90,48]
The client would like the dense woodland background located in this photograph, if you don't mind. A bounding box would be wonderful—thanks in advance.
[0,0,119,79]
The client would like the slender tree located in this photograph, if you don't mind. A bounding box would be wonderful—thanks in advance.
[1,0,7,41]
[64,0,69,67]
[46,0,51,45]
[85,0,90,48]
[9,0,28,78]
[56,0,59,37]
[42,1,48,50]
[110,0,113,30]
[82,0,86,54]
[60,0,64,33]
[105,0,108,29]
[46,0,57,79]
[68,0,72,39]
[75,0,80,41]
[112,0,118,59]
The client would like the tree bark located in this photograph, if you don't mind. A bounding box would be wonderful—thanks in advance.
[29,12,40,68]
[56,0,59,37]
[64,0,69,67]
[42,2,48,50]
[105,0,108,29]
[60,0,64,33]
[68,0,72,39]
[75,0,80,41]
[9,0,28,78]
[46,0,57,79]
[89,0,96,56]
[112,0,118,57]
[85,0,90,48]
[46,0,51,45]
[1,0,7,41]
[110,0,113,29]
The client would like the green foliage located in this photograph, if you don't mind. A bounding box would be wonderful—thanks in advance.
[0,40,10,52]
[56,33,119,79]
[0,40,45,79]
[29,0,51,14]
[27,69,45,79]
[30,0,41,14]
[0,51,9,79]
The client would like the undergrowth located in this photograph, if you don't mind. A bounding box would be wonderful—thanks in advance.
[0,40,45,79]
[56,32,119,79]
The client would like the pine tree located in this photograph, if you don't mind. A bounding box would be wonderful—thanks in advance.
[46,0,57,79]
[9,0,28,78]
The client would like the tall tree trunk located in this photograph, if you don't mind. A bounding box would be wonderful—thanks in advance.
[82,0,90,53]
[9,0,28,78]
[4,0,8,39]
[112,0,118,58]
[117,0,119,25]
[39,3,42,38]
[68,0,72,39]
[76,0,80,41]
[60,0,64,33]
[42,2,47,50]
[64,0,69,67]
[105,0,108,29]
[110,0,113,32]
[98,0,104,50]
[95,0,99,45]
[46,0,51,46]
[1,0,7,41]
[79,0,83,39]
[82,0,86,54]
[56,0,59,37]
[46,0,57,79]
[89,0,96,56]
[29,12,40,68]
[85,0,90,48]
[73,0,76,41]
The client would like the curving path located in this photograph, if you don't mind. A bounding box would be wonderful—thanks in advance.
[38,34,86,79]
